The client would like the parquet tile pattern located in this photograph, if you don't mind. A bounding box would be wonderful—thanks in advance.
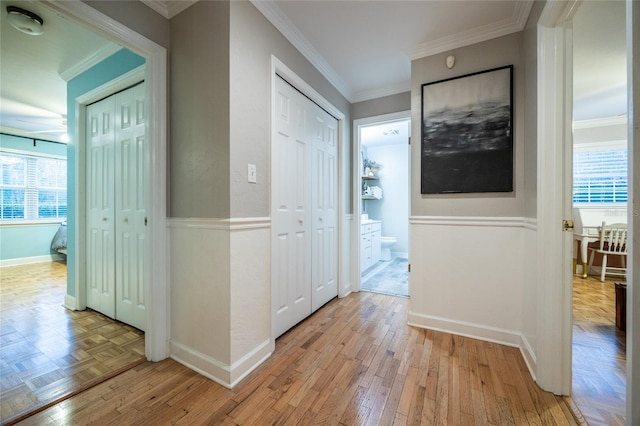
[16,291,577,425]
[0,261,145,424]
[570,275,626,425]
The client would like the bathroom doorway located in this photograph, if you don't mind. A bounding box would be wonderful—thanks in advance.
[354,112,410,297]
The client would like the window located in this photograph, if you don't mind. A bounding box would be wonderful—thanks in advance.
[573,144,627,205]
[0,151,67,222]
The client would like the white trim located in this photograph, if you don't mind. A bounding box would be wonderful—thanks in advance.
[140,0,197,19]
[170,339,273,389]
[64,294,76,311]
[351,83,411,104]
[168,217,271,231]
[353,111,411,294]
[0,254,65,267]
[409,215,528,228]
[59,44,122,82]
[76,66,145,105]
[535,0,579,396]
[573,115,627,130]
[256,2,351,101]
[407,1,534,60]
[573,139,627,152]
[523,218,538,231]
[519,334,537,382]
[41,0,169,362]
[407,310,522,348]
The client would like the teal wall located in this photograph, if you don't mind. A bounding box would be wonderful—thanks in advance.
[66,48,145,297]
[0,134,67,261]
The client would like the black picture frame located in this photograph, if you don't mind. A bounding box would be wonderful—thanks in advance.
[420,65,514,194]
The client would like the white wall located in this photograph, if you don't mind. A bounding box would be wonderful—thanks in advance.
[365,143,409,255]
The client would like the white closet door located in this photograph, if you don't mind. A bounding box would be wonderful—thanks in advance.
[272,77,312,338]
[310,102,338,311]
[86,96,116,318]
[114,83,146,331]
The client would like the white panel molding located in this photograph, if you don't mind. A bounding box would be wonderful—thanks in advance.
[407,0,534,60]
[168,217,271,231]
[59,44,122,82]
[409,215,527,228]
[523,218,538,231]
[255,1,351,101]
[407,311,521,348]
[0,254,65,267]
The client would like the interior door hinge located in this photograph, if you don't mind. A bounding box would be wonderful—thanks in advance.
[408,263,411,273]
[408,136,411,145]
[145,217,148,226]
[562,219,574,232]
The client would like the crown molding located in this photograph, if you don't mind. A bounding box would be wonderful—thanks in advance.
[140,0,198,19]
[351,81,411,104]
[250,0,353,102]
[406,0,534,60]
[59,43,122,82]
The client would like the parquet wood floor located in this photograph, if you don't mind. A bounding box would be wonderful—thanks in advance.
[570,275,626,425]
[0,261,145,425]
[14,291,577,425]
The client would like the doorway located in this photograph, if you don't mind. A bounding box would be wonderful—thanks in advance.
[40,1,169,361]
[570,1,628,422]
[354,112,410,297]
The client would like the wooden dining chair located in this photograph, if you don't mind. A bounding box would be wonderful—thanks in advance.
[588,221,628,282]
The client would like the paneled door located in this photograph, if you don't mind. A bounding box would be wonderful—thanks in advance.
[86,82,146,331]
[310,101,338,312]
[272,76,338,338]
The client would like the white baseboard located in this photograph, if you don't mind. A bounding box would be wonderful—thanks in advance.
[0,254,65,267]
[407,310,522,348]
[170,339,272,389]
[64,294,77,311]
[519,334,537,382]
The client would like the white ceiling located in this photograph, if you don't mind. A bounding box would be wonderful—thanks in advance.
[0,0,627,144]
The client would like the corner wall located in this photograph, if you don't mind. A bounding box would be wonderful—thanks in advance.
[409,33,530,362]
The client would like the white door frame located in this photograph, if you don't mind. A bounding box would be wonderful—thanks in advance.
[352,111,410,292]
[536,0,581,397]
[40,1,169,361]
[537,6,639,424]
[269,55,347,311]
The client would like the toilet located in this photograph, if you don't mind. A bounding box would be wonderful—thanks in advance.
[380,237,397,261]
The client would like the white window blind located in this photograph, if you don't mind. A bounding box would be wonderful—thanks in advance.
[1,151,67,222]
[573,147,627,204]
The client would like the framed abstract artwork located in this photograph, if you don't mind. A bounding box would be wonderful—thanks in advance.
[420,65,513,194]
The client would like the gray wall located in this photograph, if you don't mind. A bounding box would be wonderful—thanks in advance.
[229,1,351,218]
[83,1,169,48]
[352,92,411,121]
[170,1,231,218]
[411,33,525,217]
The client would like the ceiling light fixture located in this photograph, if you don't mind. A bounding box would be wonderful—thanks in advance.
[6,5,44,36]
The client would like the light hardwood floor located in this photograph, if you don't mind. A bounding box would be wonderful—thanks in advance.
[3,262,625,425]
[14,289,577,425]
[0,261,145,425]
[569,275,626,425]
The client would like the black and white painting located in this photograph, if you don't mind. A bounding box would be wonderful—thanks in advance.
[421,65,513,194]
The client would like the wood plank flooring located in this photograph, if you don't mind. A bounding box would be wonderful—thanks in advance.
[15,291,577,425]
[0,261,145,424]
[569,275,627,425]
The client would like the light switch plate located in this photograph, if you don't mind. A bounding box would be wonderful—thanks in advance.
[248,164,257,183]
